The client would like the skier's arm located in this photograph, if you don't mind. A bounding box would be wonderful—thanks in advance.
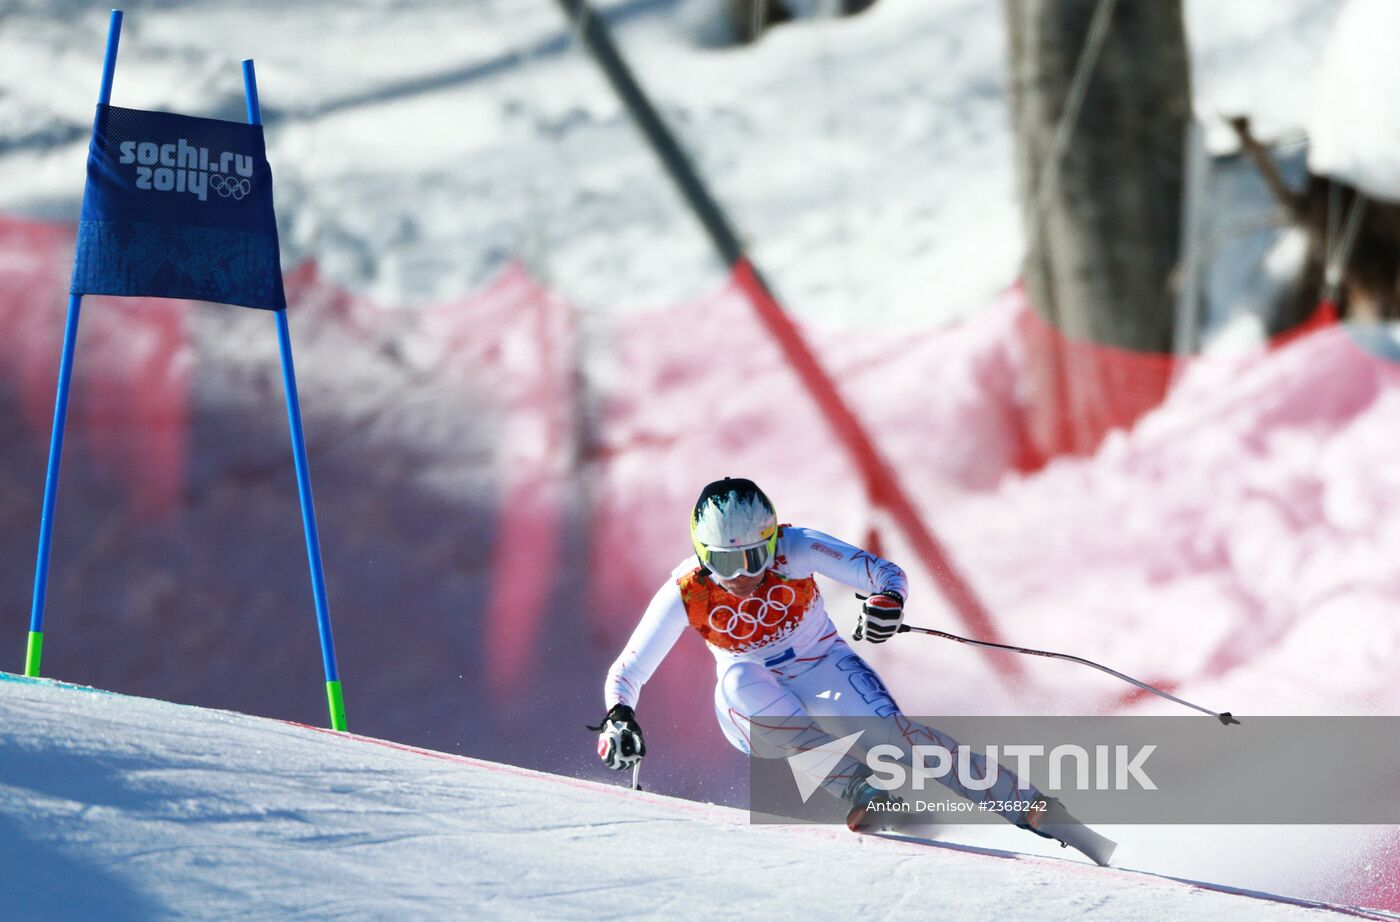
[603,580,688,709]
[784,527,909,598]
[786,527,908,642]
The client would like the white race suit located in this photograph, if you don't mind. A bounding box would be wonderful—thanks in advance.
[604,525,1036,820]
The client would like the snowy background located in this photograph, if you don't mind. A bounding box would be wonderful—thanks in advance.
[3,0,1400,914]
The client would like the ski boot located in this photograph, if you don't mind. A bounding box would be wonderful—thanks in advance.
[844,778,903,833]
[1021,796,1117,867]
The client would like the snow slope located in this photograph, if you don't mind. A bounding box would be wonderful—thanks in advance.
[2,672,1393,922]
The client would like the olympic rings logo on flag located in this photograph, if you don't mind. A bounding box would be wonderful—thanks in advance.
[708,584,799,640]
[211,175,251,199]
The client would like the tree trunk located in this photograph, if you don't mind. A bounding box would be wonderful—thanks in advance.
[727,0,793,44]
[1005,0,1191,457]
[727,0,878,44]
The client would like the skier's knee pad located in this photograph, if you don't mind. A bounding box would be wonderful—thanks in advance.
[713,661,803,759]
[716,663,817,766]
[716,660,783,709]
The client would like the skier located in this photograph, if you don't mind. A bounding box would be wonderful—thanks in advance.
[592,477,1114,865]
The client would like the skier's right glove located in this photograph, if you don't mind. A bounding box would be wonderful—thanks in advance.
[590,704,646,771]
[854,590,904,643]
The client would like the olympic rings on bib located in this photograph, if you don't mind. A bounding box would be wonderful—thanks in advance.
[707,584,799,641]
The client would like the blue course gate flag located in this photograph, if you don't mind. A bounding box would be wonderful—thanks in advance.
[71,103,286,311]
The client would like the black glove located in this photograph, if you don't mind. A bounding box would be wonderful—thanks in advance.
[590,704,646,770]
[854,590,904,643]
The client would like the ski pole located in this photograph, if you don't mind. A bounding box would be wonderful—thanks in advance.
[631,759,643,791]
[897,623,1239,725]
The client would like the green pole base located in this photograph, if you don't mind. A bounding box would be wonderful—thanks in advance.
[326,680,347,732]
[24,631,43,678]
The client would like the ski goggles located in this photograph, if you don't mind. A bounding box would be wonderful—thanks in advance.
[700,540,774,579]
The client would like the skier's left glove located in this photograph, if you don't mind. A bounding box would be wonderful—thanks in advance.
[590,704,646,770]
[855,590,904,643]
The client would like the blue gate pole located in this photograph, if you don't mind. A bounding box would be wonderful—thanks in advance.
[26,9,124,678]
[242,59,346,731]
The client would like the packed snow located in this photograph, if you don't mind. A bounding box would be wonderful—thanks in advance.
[3,673,1393,921]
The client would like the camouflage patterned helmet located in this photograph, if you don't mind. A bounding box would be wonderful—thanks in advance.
[690,478,778,578]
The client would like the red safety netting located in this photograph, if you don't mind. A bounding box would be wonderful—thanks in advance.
[10,214,1400,908]
[0,215,190,518]
[1014,283,1341,466]
[0,214,1357,704]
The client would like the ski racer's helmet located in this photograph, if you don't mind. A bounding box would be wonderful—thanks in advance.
[690,477,779,579]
